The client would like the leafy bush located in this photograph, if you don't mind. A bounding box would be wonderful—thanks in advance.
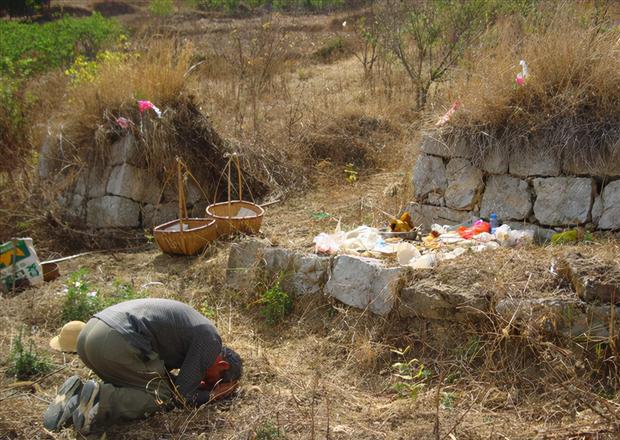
[7,329,52,380]
[390,346,430,400]
[61,269,102,322]
[61,269,144,322]
[0,13,122,78]
[149,0,174,16]
[259,281,293,325]
[254,421,285,440]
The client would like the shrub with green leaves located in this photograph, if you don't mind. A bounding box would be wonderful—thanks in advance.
[259,281,293,325]
[61,269,102,322]
[7,329,52,380]
[61,270,145,322]
[149,0,174,16]
[254,421,284,440]
[0,13,122,78]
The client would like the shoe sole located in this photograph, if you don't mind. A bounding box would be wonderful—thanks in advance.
[43,375,83,431]
[74,381,99,433]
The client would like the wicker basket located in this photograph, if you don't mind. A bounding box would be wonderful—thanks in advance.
[154,218,218,255]
[206,200,264,235]
[206,154,264,236]
[154,159,217,255]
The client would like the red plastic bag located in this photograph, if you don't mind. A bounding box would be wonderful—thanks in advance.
[457,220,490,239]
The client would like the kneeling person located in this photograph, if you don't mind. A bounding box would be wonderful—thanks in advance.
[44,298,242,434]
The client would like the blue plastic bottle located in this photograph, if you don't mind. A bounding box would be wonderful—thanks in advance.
[490,213,498,234]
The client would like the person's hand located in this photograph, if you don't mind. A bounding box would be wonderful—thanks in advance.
[210,380,238,401]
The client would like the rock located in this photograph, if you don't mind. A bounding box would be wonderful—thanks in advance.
[109,135,144,167]
[591,195,603,225]
[558,253,620,304]
[412,154,447,202]
[509,147,561,177]
[444,158,484,211]
[38,134,60,179]
[226,238,271,292]
[480,175,532,221]
[405,203,475,229]
[86,196,140,228]
[66,193,86,220]
[142,202,179,228]
[325,255,404,316]
[495,297,620,339]
[399,279,489,322]
[532,177,594,226]
[420,132,473,158]
[87,167,111,199]
[107,164,161,205]
[563,142,620,177]
[597,181,620,230]
[262,249,331,296]
[427,193,444,206]
[482,147,509,175]
[290,253,331,296]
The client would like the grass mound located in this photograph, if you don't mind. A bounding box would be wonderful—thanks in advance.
[46,40,289,203]
[442,6,620,164]
[302,110,400,171]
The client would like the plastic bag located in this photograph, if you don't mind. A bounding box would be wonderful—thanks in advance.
[457,220,490,239]
[396,242,421,265]
[313,232,345,254]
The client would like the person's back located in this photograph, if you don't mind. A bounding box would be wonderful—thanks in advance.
[94,298,222,372]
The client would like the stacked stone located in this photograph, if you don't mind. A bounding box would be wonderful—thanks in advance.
[52,135,208,229]
[409,132,620,230]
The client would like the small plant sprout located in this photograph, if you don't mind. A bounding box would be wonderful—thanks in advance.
[390,346,430,400]
[8,329,52,380]
[259,280,293,326]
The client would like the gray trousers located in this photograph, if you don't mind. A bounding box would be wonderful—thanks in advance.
[77,318,174,425]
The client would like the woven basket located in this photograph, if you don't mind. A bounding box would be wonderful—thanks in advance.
[206,200,264,235]
[206,154,264,236]
[154,218,218,255]
[154,159,217,255]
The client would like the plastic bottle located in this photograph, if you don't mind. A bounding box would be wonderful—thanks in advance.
[490,213,498,234]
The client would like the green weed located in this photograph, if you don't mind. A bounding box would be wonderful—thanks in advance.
[259,281,293,326]
[254,421,284,439]
[61,270,144,322]
[440,392,455,409]
[391,346,431,400]
[149,0,174,16]
[199,300,217,320]
[7,329,52,380]
[0,14,122,78]
[61,269,102,322]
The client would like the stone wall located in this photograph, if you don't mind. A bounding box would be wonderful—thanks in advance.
[409,132,620,231]
[44,135,209,229]
[226,239,620,342]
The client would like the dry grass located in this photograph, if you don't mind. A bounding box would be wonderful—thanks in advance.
[443,3,620,162]
[1,234,619,439]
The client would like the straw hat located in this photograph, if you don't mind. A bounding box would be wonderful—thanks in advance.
[49,321,86,353]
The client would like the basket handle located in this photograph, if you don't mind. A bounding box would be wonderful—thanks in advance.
[177,159,188,232]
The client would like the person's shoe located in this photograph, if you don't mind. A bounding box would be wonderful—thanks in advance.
[58,394,79,428]
[43,375,83,431]
[73,380,100,434]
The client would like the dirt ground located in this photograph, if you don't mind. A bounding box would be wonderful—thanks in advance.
[2,3,620,439]
[1,171,620,440]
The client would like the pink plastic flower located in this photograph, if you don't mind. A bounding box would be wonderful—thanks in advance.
[116,117,130,129]
[515,73,526,86]
[137,100,162,117]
